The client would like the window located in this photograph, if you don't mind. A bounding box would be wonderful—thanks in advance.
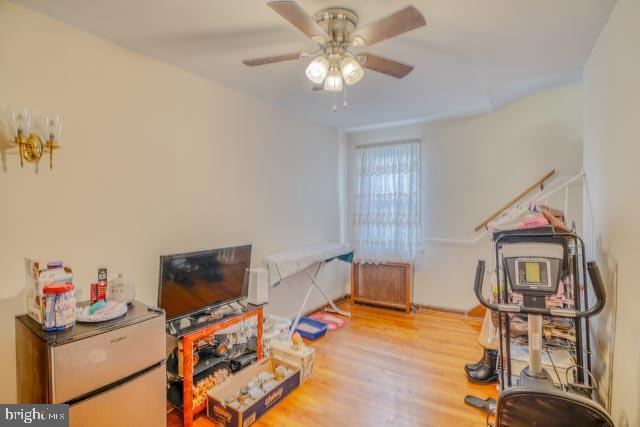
[352,140,421,264]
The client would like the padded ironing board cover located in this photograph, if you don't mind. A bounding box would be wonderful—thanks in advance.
[265,243,353,287]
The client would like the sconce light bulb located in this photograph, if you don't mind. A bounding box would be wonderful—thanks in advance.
[48,120,56,140]
[41,113,63,142]
[7,107,32,136]
[16,114,28,133]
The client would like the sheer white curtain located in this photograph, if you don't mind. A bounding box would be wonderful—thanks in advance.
[352,140,421,264]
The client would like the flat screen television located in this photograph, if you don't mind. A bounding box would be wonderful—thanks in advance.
[158,244,251,320]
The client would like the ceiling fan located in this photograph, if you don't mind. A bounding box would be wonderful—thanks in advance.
[243,1,426,110]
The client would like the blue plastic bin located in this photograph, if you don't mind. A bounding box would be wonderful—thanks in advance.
[294,317,329,340]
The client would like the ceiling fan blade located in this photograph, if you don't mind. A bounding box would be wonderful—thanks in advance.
[357,53,414,78]
[242,52,302,66]
[268,1,329,42]
[350,6,426,47]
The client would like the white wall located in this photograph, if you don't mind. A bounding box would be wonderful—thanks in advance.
[346,84,583,310]
[0,2,344,403]
[583,0,640,424]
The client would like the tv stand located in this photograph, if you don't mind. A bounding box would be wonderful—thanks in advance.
[167,299,252,337]
[166,302,263,427]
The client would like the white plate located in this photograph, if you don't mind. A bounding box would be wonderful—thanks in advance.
[76,302,128,322]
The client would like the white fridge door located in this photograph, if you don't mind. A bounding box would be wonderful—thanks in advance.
[69,364,166,427]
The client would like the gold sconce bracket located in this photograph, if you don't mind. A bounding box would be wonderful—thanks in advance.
[24,133,44,163]
[11,130,59,170]
[6,107,63,171]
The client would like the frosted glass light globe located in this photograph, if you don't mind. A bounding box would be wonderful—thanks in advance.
[305,56,329,84]
[323,69,343,92]
[340,56,364,85]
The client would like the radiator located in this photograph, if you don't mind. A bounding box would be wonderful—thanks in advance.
[351,262,412,313]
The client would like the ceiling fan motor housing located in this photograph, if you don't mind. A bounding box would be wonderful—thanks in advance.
[313,7,359,51]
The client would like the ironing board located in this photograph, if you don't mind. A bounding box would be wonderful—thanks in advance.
[264,243,353,339]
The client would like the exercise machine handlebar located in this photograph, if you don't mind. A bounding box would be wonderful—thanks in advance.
[585,261,607,317]
[473,260,606,318]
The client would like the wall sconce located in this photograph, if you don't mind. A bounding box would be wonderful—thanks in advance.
[5,107,62,170]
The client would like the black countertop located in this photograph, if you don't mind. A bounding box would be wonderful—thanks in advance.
[16,300,164,347]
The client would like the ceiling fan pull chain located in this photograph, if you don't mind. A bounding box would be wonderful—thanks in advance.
[332,92,337,112]
[343,84,348,108]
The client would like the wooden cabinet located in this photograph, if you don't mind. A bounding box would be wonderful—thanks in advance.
[351,262,412,313]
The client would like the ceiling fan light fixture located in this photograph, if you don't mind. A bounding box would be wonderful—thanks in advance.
[324,68,343,92]
[340,55,364,85]
[305,56,329,84]
[245,2,426,109]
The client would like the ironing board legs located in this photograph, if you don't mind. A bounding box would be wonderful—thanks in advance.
[288,261,351,341]
[303,266,351,318]
[288,278,316,341]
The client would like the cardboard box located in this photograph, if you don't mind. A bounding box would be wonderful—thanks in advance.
[269,341,314,384]
[25,259,74,324]
[207,358,300,427]
[24,258,43,323]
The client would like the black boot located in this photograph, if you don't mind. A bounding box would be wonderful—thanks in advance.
[467,349,498,384]
[465,348,490,374]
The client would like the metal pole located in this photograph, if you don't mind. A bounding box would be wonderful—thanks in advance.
[579,238,592,386]
[572,237,585,384]
[528,314,544,375]
[495,241,507,389]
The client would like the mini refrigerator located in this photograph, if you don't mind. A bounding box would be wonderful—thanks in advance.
[16,301,166,427]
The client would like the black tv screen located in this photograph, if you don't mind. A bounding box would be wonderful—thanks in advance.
[158,245,251,320]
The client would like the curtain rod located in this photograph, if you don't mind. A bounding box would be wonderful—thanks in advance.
[355,138,420,150]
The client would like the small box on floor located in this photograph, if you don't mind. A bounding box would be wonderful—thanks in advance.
[207,357,300,427]
[269,340,314,384]
[294,317,328,340]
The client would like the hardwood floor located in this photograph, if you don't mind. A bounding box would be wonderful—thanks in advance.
[168,301,497,427]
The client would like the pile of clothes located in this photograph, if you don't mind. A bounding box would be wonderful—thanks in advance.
[488,202,571,233]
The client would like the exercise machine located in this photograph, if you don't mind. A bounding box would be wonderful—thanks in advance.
[470,230,613,426]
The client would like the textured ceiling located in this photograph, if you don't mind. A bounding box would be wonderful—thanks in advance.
[13,0,616,129]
